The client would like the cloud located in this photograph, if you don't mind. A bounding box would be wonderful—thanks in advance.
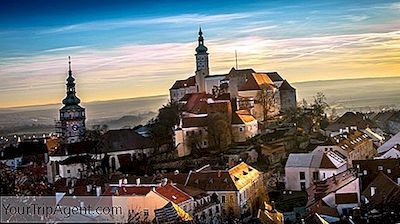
[39,13,255,34]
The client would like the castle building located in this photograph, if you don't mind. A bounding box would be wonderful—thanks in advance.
[59,57,86,144]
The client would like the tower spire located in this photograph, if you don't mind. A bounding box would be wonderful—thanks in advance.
[68,56,72,73]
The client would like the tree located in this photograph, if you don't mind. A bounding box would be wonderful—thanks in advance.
[256,86,277,121]
[207,112,232,152]
[148,102,180,153]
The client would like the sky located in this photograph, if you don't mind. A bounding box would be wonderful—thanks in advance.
[0,0,399,108]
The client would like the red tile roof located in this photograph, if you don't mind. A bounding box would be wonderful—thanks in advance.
[156,184,192,204]
[239,73,274,91]
[170,76,196,90]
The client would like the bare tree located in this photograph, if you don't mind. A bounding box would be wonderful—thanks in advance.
[256,86,277,121]
[207,113,232,152]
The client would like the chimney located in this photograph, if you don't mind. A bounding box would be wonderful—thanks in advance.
[68,188,74,195]
[161,178,168,186]
[136,178,140,186]
[218,170,221,178]
[118,179,123,187]
[96,186,102,197]
[123,178,128,185]
[271,201,276,212]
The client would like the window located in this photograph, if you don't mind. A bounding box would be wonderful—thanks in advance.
[378,166,383,171]
[387,169,392,174]
[363,170,368,175]
[216,206,220,213]
[300,182,306,191]
[67,170,71,174]
[299,172,305,180]
[221,196,226,203]
[312,172,319,181]
[203,141,208,146]
[239,127,244,132]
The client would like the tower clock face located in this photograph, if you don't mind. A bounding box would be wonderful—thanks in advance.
[72,125,78,131]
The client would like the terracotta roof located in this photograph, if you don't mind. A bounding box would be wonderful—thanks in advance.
[335,193,358,204]
[98,129,153,153]
[156,184,192,204]
[228,162,261,191]
[239,73,274,91]
[333,130,372,153]
[182,92,210,114]
[182,116,208,128]
[186,171,237,191]
[306,170,357,208]
[232,110,256,124]
[170,76,196,90]
[175,183,208,199]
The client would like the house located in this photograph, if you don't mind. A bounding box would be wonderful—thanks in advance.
[231,110,258,143]
[184,162,265,218]
[103,186,170,223]
[175,183,222,223]
[323,112,373,137]
[332,130,376,166]
[257,202,284,224]
[371,110,400,135]
[306,170,360,217]
[352,158,400,191]
[285,147,347,191]
[361,172,400,222]
[377,131,400,154]
[375,144,400,159]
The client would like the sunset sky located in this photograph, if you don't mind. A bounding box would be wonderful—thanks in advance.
[0,0,399,108]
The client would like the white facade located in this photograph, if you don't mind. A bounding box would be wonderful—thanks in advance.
[285,148,348,191]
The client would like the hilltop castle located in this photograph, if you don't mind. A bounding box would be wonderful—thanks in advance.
[170,28,297,156]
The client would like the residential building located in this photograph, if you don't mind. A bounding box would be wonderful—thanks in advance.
[332,130,376,166]
[323,112,373,137]
[306,170,360,217]
[377,131,400,154]
[285,147,347,191]
[231,110,258,142]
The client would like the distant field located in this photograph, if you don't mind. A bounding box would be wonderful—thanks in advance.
[0,76,399,134]
[292,76,400,114]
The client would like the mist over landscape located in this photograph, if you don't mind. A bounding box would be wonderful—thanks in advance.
[1,76,399,135]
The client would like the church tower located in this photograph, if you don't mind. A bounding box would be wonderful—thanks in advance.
[195,27,209,92]
[59,57,86,144]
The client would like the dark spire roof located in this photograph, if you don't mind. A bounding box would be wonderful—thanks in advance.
[196,27,208,54]
[62,56,82,107]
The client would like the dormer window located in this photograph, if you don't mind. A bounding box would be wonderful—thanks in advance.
[378,166,383,171]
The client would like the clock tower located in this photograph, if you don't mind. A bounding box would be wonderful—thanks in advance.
[59,57,86,144]
[195,27,209,92]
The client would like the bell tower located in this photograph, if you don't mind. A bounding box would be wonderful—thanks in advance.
[195,27,209,92]
[59,57,86,144]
